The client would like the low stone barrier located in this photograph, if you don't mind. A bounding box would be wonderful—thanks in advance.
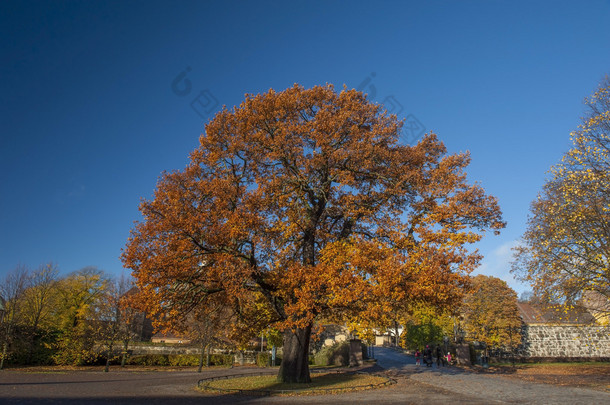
[125,345,259,364]
[520,325,610,358]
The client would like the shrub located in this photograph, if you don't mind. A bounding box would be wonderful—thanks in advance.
[125,353,234,367]
[209,353,234,366]
[168,354,200,366]
[256,352,271,367]
[126,354,170,366]
[313,341,349,366]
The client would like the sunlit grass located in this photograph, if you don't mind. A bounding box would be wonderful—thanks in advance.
[202,372,390,395]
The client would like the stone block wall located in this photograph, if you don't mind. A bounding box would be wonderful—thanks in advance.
[126,344,258,364]
[520,325,610,358]
[128,344,202,355]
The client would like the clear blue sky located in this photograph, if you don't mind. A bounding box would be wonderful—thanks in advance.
[2,0,610,295]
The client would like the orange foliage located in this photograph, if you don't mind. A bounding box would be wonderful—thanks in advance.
[122,84,504,342]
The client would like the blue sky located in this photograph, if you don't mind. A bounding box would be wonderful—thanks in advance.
[1,0,609,294]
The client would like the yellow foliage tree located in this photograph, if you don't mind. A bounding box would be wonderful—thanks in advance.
[513,77,610,317]
[462,275,522,355]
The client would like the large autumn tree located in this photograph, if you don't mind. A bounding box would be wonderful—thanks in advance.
[122,84,504,382]
[512,77,610,316]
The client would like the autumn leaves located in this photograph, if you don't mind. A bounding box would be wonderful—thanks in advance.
[122,84,505,382]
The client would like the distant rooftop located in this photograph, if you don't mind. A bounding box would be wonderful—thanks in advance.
[517,302,596,325]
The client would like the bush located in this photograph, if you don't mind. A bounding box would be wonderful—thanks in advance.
[256,352,271,367]
[125,353,233,367]
[168,354,200,366]
[209,353,234,366]
[313,341,349,366]
[126,354,170,366]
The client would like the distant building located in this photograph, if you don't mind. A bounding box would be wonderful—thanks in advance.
[582,291,610,326]
[318,324,348,347]
[151,332,191,344]
[122,287,155,341]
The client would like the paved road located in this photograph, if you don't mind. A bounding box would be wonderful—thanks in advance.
[0,348,608,404]
[372,345,416,370]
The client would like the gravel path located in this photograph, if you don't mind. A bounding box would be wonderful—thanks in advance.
[0,348,608,404]
[375,346,610,404]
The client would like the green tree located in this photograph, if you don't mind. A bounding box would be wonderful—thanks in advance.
[52,267,108,365]
[400,303,453,350]
[461,275,522,356]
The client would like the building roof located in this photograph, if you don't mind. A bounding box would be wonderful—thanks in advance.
[517,302,596,325]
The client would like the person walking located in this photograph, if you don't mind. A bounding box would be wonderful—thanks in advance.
[415,349,421,366]
[436,345,443,367]
[424,345,432,367]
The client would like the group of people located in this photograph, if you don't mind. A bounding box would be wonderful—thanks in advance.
[414,345,452,367]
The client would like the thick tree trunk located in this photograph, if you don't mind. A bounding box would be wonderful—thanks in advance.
[277,324,312,383]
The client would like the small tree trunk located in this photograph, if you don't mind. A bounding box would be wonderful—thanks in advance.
[272,345,276,366]
[0,341,8,370]
[104,342,113,373]
[26,333,35,365]
[394,320,400,347]
[206,345,211,367]
[277,324,312,383]
[120,340,129,367]
[1,323,14,370]
[198,342,205,372]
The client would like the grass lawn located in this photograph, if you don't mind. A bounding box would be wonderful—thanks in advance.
[202,372,391,395]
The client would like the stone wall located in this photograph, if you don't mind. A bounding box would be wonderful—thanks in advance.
[520,325,610,358]
[129,344,202,355]
[126,344,258,364]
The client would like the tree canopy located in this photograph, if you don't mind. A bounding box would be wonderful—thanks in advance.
[122,84,505,382]
[0,264,140,368]
[461,275,522,354]
[512,77,610,317]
